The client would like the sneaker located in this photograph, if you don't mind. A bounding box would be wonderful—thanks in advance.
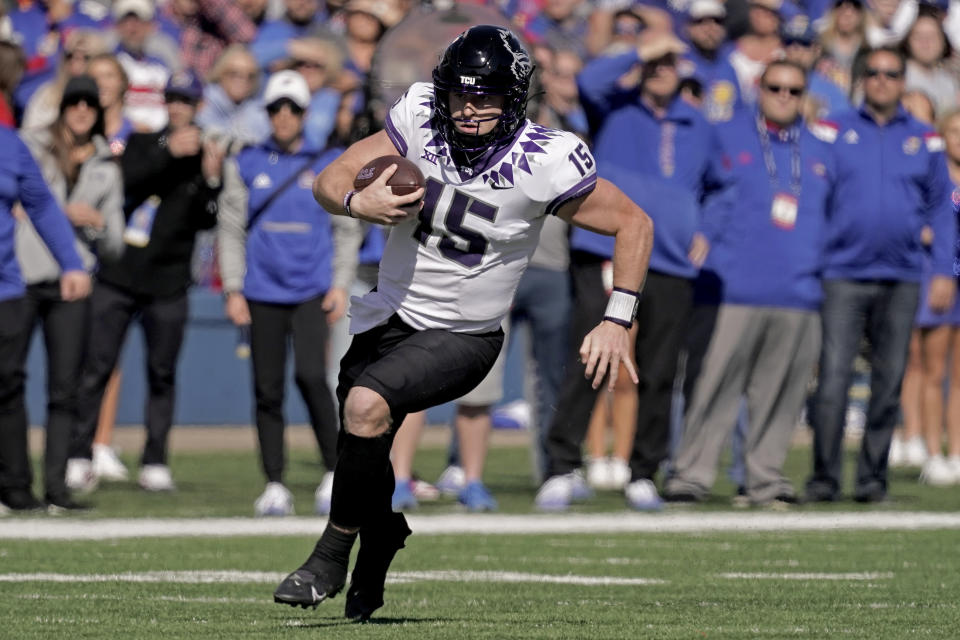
[410,476,439,501]
[138,464,175,492]
[903,436,928,468]
[625,478,663,511]
[888,436,906,468]
[391,479,419,511]
[920,455,956,486]
[255,482,294,517]
[435,465,466,496]
[274,566,346,609]
[0,488,44,511]
[345,512,412,622]
[607,457,630,490]
[535,470,593,511]
[45,493,92,514]
[65,458,98,494]
[458,481,498,512]
[92,444,129,481]
[314,472,334,516]
[946,456,960,482]
[586,457,612,490]
[731,486,750,509]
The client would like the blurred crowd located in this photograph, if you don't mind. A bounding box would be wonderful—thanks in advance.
[0,0,959,516]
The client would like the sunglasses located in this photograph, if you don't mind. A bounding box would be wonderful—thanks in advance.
[763,84,804,97]
[62,96,97,109]
[266,99,305,116]
[690,16,723,25]
[65,51,91,63]
[865,68,903,80]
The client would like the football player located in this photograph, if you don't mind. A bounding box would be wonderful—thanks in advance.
[273,25,654,621]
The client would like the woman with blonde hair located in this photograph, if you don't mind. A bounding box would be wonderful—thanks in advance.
[816,0,867,95]
[87,53,135,156]
[196,44,270,152]
[22,29,109,131]
[901,107,960,486]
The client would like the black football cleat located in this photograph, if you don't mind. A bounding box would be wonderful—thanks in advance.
[273,566,346,609]
[344,512,412,622]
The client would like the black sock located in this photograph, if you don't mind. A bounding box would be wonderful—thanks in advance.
[302,524,358,573]
[329,432,394,528]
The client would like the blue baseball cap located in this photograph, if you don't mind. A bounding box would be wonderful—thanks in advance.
[164,70,203,101]
[782,19,817,46]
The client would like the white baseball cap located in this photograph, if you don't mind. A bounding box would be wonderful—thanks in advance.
[113,0,155,21]
[263,70,311,110]
[688,0,726,20]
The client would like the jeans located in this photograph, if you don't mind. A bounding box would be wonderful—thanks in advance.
[808,279,919,498]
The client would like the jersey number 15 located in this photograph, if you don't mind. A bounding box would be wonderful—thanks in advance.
[413,177,498,267]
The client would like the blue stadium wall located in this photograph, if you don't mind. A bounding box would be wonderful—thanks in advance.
[25,290,527,426]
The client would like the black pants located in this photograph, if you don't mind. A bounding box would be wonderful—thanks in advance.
[0,296,31,493]
[544,259,693,481]
[0,285,87,497]
[330,315,503,529]
[249,295,338,483]
[70,281,188,466]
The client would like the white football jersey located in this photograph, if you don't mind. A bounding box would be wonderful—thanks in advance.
[349,82,597,335]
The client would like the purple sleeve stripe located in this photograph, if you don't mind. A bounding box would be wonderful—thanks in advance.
[545,174,597,217]
[384,112,408,157]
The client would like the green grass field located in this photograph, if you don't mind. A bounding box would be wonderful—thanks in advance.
[2,439,959,638]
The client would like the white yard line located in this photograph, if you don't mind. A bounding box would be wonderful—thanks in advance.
[717,572,895,581]
[0,570,664,587]
[0,511,958,540]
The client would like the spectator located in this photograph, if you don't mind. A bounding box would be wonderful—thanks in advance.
[196,45,270,152]
[806,47,956,503]
[18,75,124,510]
[866,0,919,47]
[342,0,403,81]
[0,41,26,127]
[534,43,589,138]
[287,36,346,148]
[251,0,332,72]
[159,0,258,79]
[904,106,960,486]
[816,0,867,96]
[536,31,720,511]
[87,53,136,156]
[0,128,90,512]
[664,60,835,507]
[584,4,672,59]
[781,21,852,119]
[683,0,740,123]
[113,0,172,132]
[218,70,362,516]
[22,29,108,131]
[65,70,224,493]
[728,0,783,104]
[903,7,960,115]
[519,0,593,58]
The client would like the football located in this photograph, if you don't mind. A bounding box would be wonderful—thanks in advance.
[353,155,426,197]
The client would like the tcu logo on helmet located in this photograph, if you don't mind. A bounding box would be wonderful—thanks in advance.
[460,76,477,85]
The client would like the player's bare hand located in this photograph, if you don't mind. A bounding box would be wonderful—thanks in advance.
[225,292,251,326]
[322,287,348,324]
[579,321,638,391]
[350,164,424,225]
[60,270,91,301]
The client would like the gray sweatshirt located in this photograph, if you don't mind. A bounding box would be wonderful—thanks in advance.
[17,128,125,283]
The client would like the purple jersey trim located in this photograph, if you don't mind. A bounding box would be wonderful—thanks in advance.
[612,286,640,297]
[384,111,408,157]
[545,174,598,217]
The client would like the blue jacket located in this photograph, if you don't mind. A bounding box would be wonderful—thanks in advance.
[820,106,956,281]
[698,110,836,310]
[681,46,741,123]
[574,49,723,279]
[236,140,342,304]
[0,130,83,301]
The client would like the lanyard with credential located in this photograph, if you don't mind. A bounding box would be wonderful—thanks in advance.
[755,113,802,197]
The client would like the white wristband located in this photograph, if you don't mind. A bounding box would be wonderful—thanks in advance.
[604,288,639,328]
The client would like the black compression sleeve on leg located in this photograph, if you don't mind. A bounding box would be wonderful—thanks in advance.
[329,432,394,529]
[302,524,358,573]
